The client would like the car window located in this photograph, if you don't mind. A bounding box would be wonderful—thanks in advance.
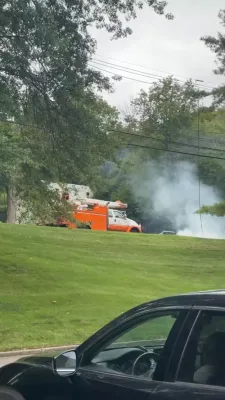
[177,310,225,387]
[82,310,183,379]
[113,211,123,218]
[109,314,176,348]
[108,210,113,218]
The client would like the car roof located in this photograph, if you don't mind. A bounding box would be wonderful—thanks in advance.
[134,290,225,313]
[160,231,176,234]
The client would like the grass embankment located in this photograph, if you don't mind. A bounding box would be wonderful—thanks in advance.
[0,224,225,351]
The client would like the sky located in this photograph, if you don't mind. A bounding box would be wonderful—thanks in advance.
[91,0,225,111]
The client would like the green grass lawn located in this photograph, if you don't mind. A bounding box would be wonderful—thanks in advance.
[0,224,225,351]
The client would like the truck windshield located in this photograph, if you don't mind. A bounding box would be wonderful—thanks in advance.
[114,211,126,218]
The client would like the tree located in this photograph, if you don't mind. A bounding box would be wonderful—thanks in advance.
[96,81,225,233]
[0,0,173,169]
[0,123,75,224]
[194,108,225,219]
[124,77,207,156]
[0,1,174,223]
[0,0,175,223]
[95,150,143,223]
[0,122,30,223]
[201,10,225,104]
[197,108,225,137]
[189,107,225,197]
[16,182,74,225]
[197,202,225,217]
[0,93,123,223]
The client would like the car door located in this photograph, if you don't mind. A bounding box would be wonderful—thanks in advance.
[154,308,225,400]
[73,307,191,400]
[108,210,126,231]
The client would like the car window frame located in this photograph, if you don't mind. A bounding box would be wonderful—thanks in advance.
[174,306,225,391]
[78,306,191,383]
[113,210,123,219]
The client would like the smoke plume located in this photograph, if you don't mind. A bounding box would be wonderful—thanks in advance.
[130,159,225,239]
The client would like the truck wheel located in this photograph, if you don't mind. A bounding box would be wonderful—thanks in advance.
[130,228,140,233]
[0,387,25,400]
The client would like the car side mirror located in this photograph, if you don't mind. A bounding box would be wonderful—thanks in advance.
[53,350,77,377]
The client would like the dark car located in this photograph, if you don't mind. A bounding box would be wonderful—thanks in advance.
[2,290,225,400]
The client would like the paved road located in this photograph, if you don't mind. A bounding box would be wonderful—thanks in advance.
[0,356,21,367]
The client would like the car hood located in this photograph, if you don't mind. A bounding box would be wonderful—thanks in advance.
[16,352,59,367]
[15,346,77,367]
[0,350,77,389]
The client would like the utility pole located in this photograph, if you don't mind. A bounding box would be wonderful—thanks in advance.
[195,79,204,236]
[195,79,203,142]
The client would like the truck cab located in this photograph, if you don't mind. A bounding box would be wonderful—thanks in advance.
[108,209,141,233]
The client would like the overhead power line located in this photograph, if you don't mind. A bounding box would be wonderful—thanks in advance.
[91,58,216,91]
[126,142,225,161]
[109,129,225,154]
[95,54,218,90]
[90,64,156,85]
[92,59,172,82]
[128,128,225,147]
[1,118,225,158]
[2,115,225,148]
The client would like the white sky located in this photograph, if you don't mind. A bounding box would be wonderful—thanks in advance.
[91,0,225,111]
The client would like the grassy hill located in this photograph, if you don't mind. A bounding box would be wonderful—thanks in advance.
[0,224,225,351]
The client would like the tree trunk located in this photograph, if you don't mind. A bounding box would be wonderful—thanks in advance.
[6,185,17,224]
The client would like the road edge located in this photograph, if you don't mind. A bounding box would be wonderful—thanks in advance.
[0,345,77,358]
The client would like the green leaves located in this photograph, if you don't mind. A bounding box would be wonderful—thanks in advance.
[197,202,225,217]
[0,0,174,222]
[201,9,225,104]
[126,77,206,153]
[0,123,27,187]
[17,182,74,225]
[0,0,172,99]
[0,0,173,177]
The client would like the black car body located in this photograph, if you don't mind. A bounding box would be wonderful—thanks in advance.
[2,290,225,399]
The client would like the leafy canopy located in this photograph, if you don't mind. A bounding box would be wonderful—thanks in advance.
[202,9,225,104]
[197,202,225,217]
[0,0,173,179]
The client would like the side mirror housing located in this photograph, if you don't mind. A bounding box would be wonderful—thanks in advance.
[53,350,77,377]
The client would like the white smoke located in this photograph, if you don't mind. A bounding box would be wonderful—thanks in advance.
[130,159,225,239]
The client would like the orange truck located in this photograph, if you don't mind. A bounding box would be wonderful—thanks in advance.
[57,198,142,233]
